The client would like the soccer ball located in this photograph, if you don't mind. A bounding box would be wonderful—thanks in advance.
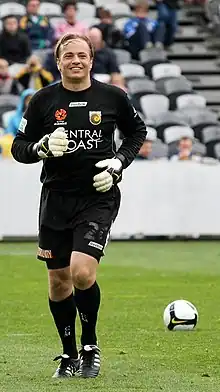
[163,300,198,331]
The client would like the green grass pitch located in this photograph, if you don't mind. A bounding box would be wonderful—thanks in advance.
[1,241,220,392]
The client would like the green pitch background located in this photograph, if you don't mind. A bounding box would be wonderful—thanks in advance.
[0,241,220,392]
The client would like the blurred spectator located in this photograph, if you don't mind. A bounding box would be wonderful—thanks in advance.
[44,42,60,82]
[55,0,88,41]
[136,139,153,160]
[94,8,127,49]
[15,54,54,90]
[88,27,120,76]
[20,0,54,50]
[170,137,201,161]
[5,88,35,137]
[0,133,14,157]
[110,73,127,92]
[0,58,19,94]
[0,16,31,65]
[156,0,179,49]
[123,1,165,59]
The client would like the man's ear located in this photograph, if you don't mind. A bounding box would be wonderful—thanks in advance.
[57,60,61,72]
[89,59,93,71]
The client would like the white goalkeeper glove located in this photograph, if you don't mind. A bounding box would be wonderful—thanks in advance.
[93,158,123,193]
[34,127,68,158]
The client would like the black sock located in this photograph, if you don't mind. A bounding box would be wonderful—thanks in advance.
[49,293,78,358]
[74,282,101,346]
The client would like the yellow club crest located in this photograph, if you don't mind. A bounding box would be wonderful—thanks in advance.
[89,111,102,125]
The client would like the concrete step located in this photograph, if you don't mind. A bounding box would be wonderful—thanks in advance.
[188,75,220,90]
[167,43,218,60]
[194,90,220,105]
[175,25,208,42]
[173,59,220,74]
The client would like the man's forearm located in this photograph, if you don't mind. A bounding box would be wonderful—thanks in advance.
[11,135,40,164]
[116,129,147,168]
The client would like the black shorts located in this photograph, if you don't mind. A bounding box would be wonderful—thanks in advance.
[37,186,121,269]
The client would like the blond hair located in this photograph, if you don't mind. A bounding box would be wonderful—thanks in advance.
[54,33,94,60]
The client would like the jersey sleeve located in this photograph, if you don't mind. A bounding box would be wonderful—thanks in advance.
[11,92,44,164]
[115,90,147,168]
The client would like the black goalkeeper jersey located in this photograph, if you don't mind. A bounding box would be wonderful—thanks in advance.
[11,79,147,194]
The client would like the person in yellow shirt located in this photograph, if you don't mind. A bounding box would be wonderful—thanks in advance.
[15,54,54,91]
[0,133,14,157]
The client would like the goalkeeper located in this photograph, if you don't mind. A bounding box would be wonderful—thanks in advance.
[11,33,147,379]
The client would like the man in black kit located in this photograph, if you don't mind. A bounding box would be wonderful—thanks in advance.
[11,33,147,379]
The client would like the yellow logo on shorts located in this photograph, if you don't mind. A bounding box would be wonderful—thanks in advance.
[89,111,102,125]
[37,247,53,259]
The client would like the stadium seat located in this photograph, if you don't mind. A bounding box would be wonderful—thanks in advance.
[49,17,65,29]
[82,17,100,27]
[114,17,130,31]
[0,95,19,127]
[202,125,220,157]
[76,2,96,18]
[152,111,188,142]
[93,73,111,83]
[152,63,182,81]
[164,125,194,144]
[192,141,207,156]
[150,140,168,159]
[119,63,145,79]
[78,0,94,3]
[163,78,193,96]
[94,0,121,6]
[155,75,191,95]
[103,3,131,17]
[8,62,26,77]
[113,49,131,66]
[202,125,220,144]
[140,94,169,119]
[176,94,206,110]
[146,126,157,141]
[39,2,61,16]
[0,94,19,107]
[143,59,170,79]
[129,79,158,111]
[127,78,156,95]
[2,110,15,129]
[213,142,220,160]
[0,2,25,18]
[165,78,194,110]
[183,110,220,141]
[175,108,218,128]
[139,48,167,64]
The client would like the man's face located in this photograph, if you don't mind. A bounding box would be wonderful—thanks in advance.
[4,17,18,34]
[179,138,192,151]
[139,140,152,157]
[65,5,76,22]
[27,0,40,15]
[57,39,93,82]
[135,5,148,17]
[88,29,102,50]
[24,95,33,109]
[0,59,9,76]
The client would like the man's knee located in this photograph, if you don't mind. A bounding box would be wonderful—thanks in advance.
[70,252,98,290]
[48,267,72,301]
[73,266,95,289]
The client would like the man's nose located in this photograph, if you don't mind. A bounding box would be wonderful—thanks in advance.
[71,55,80,64]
